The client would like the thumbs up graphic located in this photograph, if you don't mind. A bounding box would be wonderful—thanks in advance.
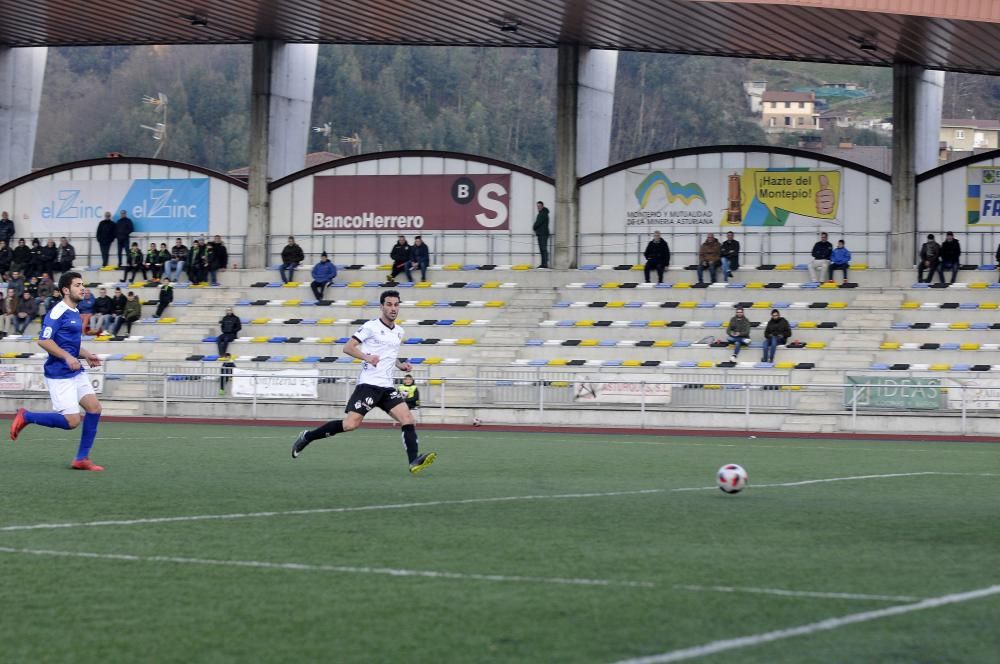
[815,175,835,215]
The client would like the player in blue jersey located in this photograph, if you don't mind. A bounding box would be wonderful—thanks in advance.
[9,271,106,470]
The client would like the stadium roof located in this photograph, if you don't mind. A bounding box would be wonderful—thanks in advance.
[5,0,1000,74]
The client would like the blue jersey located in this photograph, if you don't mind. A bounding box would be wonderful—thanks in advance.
[40,301,84,379]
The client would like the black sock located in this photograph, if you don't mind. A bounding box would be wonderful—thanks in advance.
[305,419,344,443]
[401,424,419,462]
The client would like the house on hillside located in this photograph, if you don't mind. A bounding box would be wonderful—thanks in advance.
[939,119,1000,153]
[760,91,820,132]
[819,110,852,130]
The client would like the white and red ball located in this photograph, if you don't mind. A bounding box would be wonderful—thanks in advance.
[717,464,748,494]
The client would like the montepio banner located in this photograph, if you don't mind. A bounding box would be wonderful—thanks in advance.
[313,174,511,232]
[625,167,841,228]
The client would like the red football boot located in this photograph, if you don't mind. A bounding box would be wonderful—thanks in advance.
[10,408,27,441]
[71,458,105,471]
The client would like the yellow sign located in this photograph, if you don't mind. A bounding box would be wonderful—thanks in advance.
[738,169,841,226]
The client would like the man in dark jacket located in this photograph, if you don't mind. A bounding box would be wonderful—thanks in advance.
[725,306,752,362]
[0,240,11,279]
[116,209,134,267]
[96,211,116,267]
[410,236,430,282]
[389,235,412,282]
[0,211,14,247]
[918,234,942,284]
[11,239,30,275]
[808,232,833,282]
[92,287,114,335]
[207,235,229,285]
[155,278,173,318]
[643,231,670,283]
[279,236,304,283]
[762,309,792,363]
[533,201,551,268]
[720,231,740,281]
[113,291,143,336]
[217,307,242,357]
[55,237,75,275]
[939,231,961,284]
[165,238,189,282]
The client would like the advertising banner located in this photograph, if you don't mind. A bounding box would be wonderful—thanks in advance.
[965,166,1000,226]
[944,379,1000,410]
[573,374,673,404]
[30,179,210,233]
[0,364,24,391]
[625,167,841,228]
[232,368,319,399]
[844,375,943,410]
[10,365,105,394]
[312,174,510,232]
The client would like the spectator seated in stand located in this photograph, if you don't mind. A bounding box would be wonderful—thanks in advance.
[696,233,722,284]
[761,309,791,363]
[389,235,412,283]
[940,231,961,285]
[918,234,942,284]
[217,307,242,358]
[13,291,36,335]
[155,278,173,318]
[643,231,670,284]
[829,240,851,284]
[165,238,189,282]
[91,286,113,335]
[112,291,142,336]
[310,252,337,301]
[122,242,146,283]
[410,236,430,282]
[720,231,740,282]
[54,236,75,275]
[808,232,833,282]
[279,236,304,284]
[77,287,95,335]
[725,306,752,362]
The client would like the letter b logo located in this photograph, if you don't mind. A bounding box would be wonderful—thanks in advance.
[451,177,475,204]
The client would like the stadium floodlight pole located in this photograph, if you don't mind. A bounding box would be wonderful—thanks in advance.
[142,93,168,158]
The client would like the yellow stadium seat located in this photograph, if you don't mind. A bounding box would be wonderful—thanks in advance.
[347,281,365,288]
[547,359,568,366]
[930,363,950,371]
[378,264,392,271]
[1,352,17,358]
[828,301,847,309]
[442,264,462,271]
[251,336,269,343]
[630,265,644,271]
[580,339,599,346]
[622,360,641,367]
[455,338,475,345]
[414,282,431,288]
[949,322,970,329]
[424,358,444,365]
[415,301,434,307]
[775,264,794,271]
[482,281,501,288]
[122,353,143,361]
[797,321,817,328]
[485,301,504,307]
[672,282,691,289]
[282,282,300,288]
[853,264,868,270]
[653,340,673,347]
[775,361,796,369]
[348,299,367,307]
[745,282,764,288]
[251,318,270,324]
[648,320,667,327]
[99,265,116,271]
[704,384,722,389]
[601,282,620,289]
[317,337,336,344]
[550,380,571,387]
[968,282,988,289]
[819,281,839,289]
[428,379,443,385]
[157,317,176,324]
[285,356,304,363]
[960,343,980,351]
[880,342,901,350]
[282,300,301,306]
[316,318,334,325]
[511,264,532,270]
[606,301,625,308]
[452,319,472,326]
[574,320,594,327]
[780,385,802,391]
[751,302,771,309]
[697,361,715,368]
[901,301,919,309]
[805,341,826,349]
[678,301,697,308]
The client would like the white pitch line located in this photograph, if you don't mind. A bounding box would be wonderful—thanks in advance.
[0,545,921,603]
[612,584,1000,664]
[0,472,956,533]
[0,546,653,589]
[672,585,918,603]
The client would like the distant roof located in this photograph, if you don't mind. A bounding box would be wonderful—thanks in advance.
[940,119,1000,130]
[227,151,344,177]
[10,1,1000,75]
[762,91,815,103]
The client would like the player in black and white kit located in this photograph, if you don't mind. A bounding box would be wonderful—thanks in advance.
[291,290,436,473]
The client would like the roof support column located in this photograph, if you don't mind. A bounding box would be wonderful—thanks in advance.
[890,64,943,270]
[247,40,318,269]
[0,47,46,185]
[555,45,617,269]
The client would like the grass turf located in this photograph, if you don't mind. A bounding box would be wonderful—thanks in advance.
[2,422,998,663]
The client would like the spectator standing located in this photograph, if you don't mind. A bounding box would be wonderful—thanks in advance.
[96,211,116,267]
[216,307,242,357]
[918,234,942,284]
[725,306,752,362]
[761,309,792,363]
[115,210,134,267]
[54,237,75,275]
[533,201,551,269]
[0,211,14,247]
[410,236,430,282]
[808,232,833,282]
[697,233,722,284]
[206,235,228,285]
[14,291,36,334]
[940,231,961,285]
[279,236,304,283]
[720,231,740,281]
[122,242,145,282]
[389,235,412,282]
[0,240,12,279]
[829,240,852,284]
[155,278,173,318]
[40,239,58,276]
[113,291,142,336]
[91,287,113,334]
[1,290,14,335]
[165,238,189,282]
[310,252,337,301]
[77,288,95,335]
[11,239,30,275]
[643,231,670,284]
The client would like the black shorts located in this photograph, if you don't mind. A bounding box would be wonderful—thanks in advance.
[345,383,407,415]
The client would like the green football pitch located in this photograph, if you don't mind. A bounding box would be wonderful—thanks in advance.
[2,421,998,663]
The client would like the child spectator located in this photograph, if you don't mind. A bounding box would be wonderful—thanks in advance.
[155,278,173,318]
[144,243,162,281]
[399,374,420,411]
[829,240,851,284]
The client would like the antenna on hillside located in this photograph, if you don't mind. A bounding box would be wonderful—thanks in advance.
[142,93,169,158]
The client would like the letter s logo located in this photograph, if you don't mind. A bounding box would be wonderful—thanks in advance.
[475,183,509,228]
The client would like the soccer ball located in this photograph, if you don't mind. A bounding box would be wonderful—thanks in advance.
[472,417,482,427]
[717,464,748,494]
